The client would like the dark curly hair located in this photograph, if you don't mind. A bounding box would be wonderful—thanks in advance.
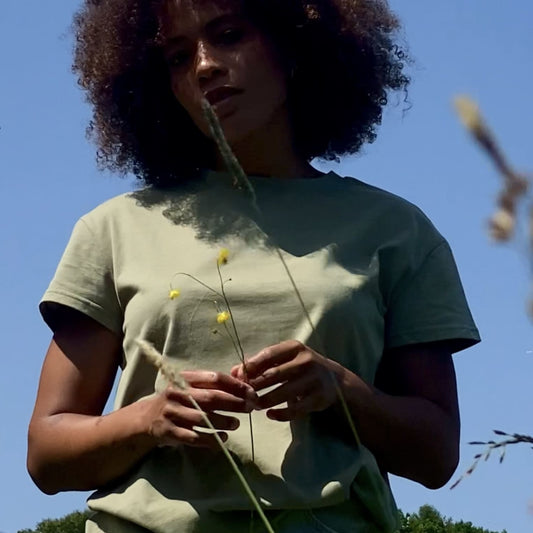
[73,0,410,186]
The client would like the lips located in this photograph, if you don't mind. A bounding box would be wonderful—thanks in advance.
[204,86,243,106]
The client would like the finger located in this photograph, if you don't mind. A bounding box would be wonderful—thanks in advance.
[266,403,309,422]
[237,340,305,380]
[180,370,257,402]
[193,411,240,431]
[257,377,315,410]
[168,387,257,413]
[165,405,241,431]
[165,427,229,449]
[190,431,228,450]
[231,363,254,382]
[247,358,311,391]
[266,391,327,421]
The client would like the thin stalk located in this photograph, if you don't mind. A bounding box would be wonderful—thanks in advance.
[273,247,363,450]
[216,263,246,361]
[202,98,392,522]
[137,340,274,533]
[216,261,255,462]
[203,100,363,448]
[272,247,316,345]
[218,315,242,364]
[173,272,224,299]
[173,261,256,460]
[202,99,257,205]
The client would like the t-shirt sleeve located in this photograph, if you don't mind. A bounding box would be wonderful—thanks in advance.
[384,240,480,352]
[40,217,123,335]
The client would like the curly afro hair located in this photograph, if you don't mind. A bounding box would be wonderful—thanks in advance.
[73,0,410,186]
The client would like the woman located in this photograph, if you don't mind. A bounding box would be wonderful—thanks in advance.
[28,0,480,532]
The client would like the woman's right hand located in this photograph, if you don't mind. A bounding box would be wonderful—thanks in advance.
[28,310,256,494]
[143,371,258,449]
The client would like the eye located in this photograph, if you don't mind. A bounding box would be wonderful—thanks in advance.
[216,27,244,45]
[167,50,190,69]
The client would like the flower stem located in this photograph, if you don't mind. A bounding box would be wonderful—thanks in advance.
[203,100,363,448]
[216,261,255,462]
[173,272,224,299]
[216,262,246,362]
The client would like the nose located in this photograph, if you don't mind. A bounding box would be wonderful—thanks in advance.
[195,41,225,83]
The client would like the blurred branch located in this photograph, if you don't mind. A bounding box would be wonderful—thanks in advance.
[451,430,533,489]
[454,96,529,242]
[452,96,533,491]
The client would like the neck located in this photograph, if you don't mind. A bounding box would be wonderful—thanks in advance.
[214,106,321,179]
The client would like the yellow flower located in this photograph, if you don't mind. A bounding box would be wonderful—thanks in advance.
[216,311,231,324]
[169,289,180,300]
[217,248,230,266]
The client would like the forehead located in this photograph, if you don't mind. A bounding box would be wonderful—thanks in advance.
[160,0,244,38]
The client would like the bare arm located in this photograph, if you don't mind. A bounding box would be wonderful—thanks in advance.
[344,343,460,489]
[232,340,460,489]
[28,312,257,495]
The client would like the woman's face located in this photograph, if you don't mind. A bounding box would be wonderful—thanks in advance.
[160,0,289,146]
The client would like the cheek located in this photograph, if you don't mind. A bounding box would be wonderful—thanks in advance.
[268,66,288,102]
[252,65,287,116]
[251,44,288,103]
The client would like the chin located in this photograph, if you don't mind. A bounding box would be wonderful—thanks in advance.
[221,111,280,150]
[211,117,259,148]
[198,101,282,150]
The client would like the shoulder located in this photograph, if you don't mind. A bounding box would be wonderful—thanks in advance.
[327,172,445,249]
[80,189,149,223]
[330,172,430,218]
[78,186,184,233]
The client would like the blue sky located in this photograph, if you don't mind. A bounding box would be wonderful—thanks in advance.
[1,1,532,532]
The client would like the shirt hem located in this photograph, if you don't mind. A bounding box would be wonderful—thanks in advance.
[387,326,481,353]
[40,290,123,335]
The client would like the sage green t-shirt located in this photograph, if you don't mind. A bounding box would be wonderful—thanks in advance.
[40,171,480,533]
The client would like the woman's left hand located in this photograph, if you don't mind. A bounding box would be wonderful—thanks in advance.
[231,340,346,421]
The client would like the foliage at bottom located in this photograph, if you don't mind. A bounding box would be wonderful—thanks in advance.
[398,504,508,533]
[17,505,508,533]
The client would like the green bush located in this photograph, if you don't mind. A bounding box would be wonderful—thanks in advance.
[17,511,90,533]
[398,504,508,533]
[18,505,508,533]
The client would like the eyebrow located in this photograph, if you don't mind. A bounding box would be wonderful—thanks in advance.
[163,13,244,48]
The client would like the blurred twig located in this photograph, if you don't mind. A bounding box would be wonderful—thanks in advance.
[452,97,533,491]
[454,96,529,242]
[451,430,533,489]
[454,96,533,319]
